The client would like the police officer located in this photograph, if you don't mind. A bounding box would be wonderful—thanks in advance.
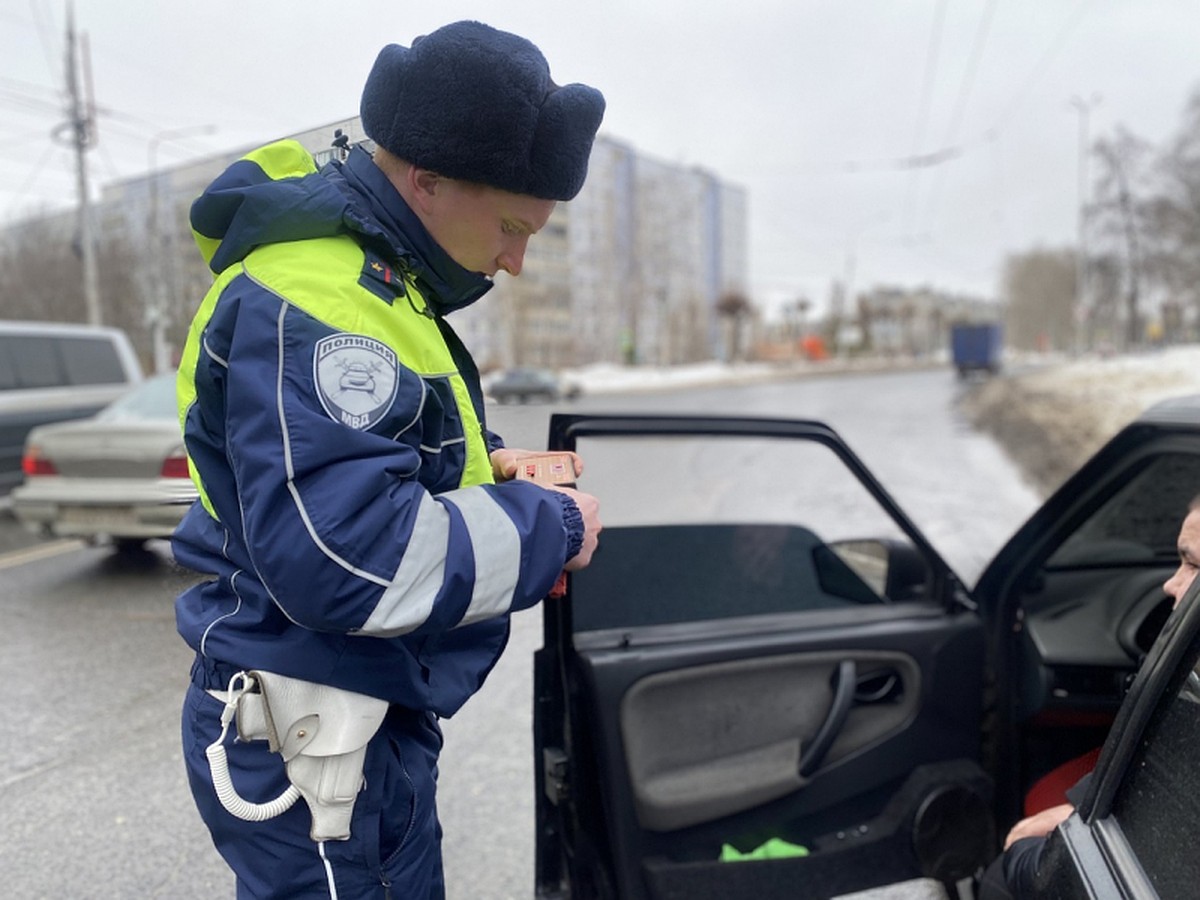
[174,21,604,898]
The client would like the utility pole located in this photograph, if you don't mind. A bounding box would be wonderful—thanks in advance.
[1070,94,1101,352]
[64,2,101,325]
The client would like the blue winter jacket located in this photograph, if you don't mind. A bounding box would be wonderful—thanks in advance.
[172,140,581,716]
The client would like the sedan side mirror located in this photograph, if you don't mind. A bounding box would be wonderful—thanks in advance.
[829,538,931,604]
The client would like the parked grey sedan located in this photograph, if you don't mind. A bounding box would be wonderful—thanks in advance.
[11,373,196,552]
[487,367,581,404]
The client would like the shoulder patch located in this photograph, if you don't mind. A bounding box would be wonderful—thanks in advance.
[314,333,400,430]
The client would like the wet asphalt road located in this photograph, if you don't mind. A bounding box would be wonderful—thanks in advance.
[0,369,1041,898]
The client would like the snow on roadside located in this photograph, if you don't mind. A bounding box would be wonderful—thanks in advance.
[564,360,778,393]
[562,356,939,395]
[963,345,1200,496]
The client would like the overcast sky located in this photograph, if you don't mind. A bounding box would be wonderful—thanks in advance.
[3,0,1199,317]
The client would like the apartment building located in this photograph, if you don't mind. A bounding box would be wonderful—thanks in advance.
[432,134,749,370]
[86,120,749,372]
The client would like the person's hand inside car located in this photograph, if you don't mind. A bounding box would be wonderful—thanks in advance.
[1003,802,1074,849]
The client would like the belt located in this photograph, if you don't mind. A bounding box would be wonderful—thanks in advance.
[190,654,247,691]
[189,653,432,734]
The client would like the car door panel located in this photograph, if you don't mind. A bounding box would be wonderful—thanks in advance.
[536,414,994,899]
[534,404,1200,898]
[616,648,923,832]
[573,606,985,835]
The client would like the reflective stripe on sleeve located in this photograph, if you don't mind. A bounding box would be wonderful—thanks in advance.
[442,486,521,627]
[357,493,450,636]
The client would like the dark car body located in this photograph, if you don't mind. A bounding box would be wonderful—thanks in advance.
[488,368,580,404]
[532,397,1200,899]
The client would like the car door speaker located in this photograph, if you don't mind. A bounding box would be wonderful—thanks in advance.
[911,782,994,883]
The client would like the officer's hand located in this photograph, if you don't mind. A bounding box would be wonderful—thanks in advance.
[489,448,584,482]
[552,487,601,571]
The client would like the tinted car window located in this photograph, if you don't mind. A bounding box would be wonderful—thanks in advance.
[6,335,63,389]
[0,336,17,390]
[569,433,925,632]
[1048,452,1200,567]
[61,336,128,385]
[0,329,134,390]
[1110,629,1200,899]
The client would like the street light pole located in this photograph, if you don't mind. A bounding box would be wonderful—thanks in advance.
[146,125,215,373]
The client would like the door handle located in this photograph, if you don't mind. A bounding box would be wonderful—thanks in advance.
[855,667,903,704]
[799,659,857,777]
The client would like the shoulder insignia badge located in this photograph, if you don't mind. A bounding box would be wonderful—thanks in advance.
[313,333,399,430]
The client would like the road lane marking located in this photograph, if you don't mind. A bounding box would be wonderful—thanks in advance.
[0,539,87,570]
[1,757,67,789]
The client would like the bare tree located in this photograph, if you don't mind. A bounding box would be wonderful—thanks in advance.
[95,233,145,348]
[856,293,875,353]
[0,215,81,321]
[1002,247,1076,352]
[1086,252,1124,347]
[715,290,753,362]
[1091,127,1154,349]
[0,212,150,369]
[1142,88,1200,342]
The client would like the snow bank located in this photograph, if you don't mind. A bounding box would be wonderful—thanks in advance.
[567,361,779,393]
[566,356,941,395]
[963,345,1200,496]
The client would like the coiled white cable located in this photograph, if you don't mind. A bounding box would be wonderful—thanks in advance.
[205,671,302,821]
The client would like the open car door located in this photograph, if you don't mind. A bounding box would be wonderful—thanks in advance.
[534,414,995,900]
[970,397,1200,828]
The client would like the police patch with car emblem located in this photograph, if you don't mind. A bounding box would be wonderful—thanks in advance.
[314,334,399,430]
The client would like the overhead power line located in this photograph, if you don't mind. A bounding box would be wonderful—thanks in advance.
[842,0,1093,175]
[917,0,1000,233]
[843,145,968,173]
[0,143,64,210]
[991,0,1094,135]
[0,75,65,125]
[938,0,999,154]
[904,0,948,226]
[0,74,62,101]
[29,0,63,92]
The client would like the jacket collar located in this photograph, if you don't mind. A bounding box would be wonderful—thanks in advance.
[332,145,492,315]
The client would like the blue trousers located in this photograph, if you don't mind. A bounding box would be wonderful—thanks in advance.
[182,657,445,899]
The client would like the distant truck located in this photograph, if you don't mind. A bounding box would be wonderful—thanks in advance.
[950,322,1003,378]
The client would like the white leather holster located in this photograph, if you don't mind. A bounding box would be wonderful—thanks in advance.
[209,670,389,842]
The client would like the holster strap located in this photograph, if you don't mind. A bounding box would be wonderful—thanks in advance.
[236,670,388,762]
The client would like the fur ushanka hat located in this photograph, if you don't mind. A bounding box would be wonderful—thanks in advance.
[360,21,605,201]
